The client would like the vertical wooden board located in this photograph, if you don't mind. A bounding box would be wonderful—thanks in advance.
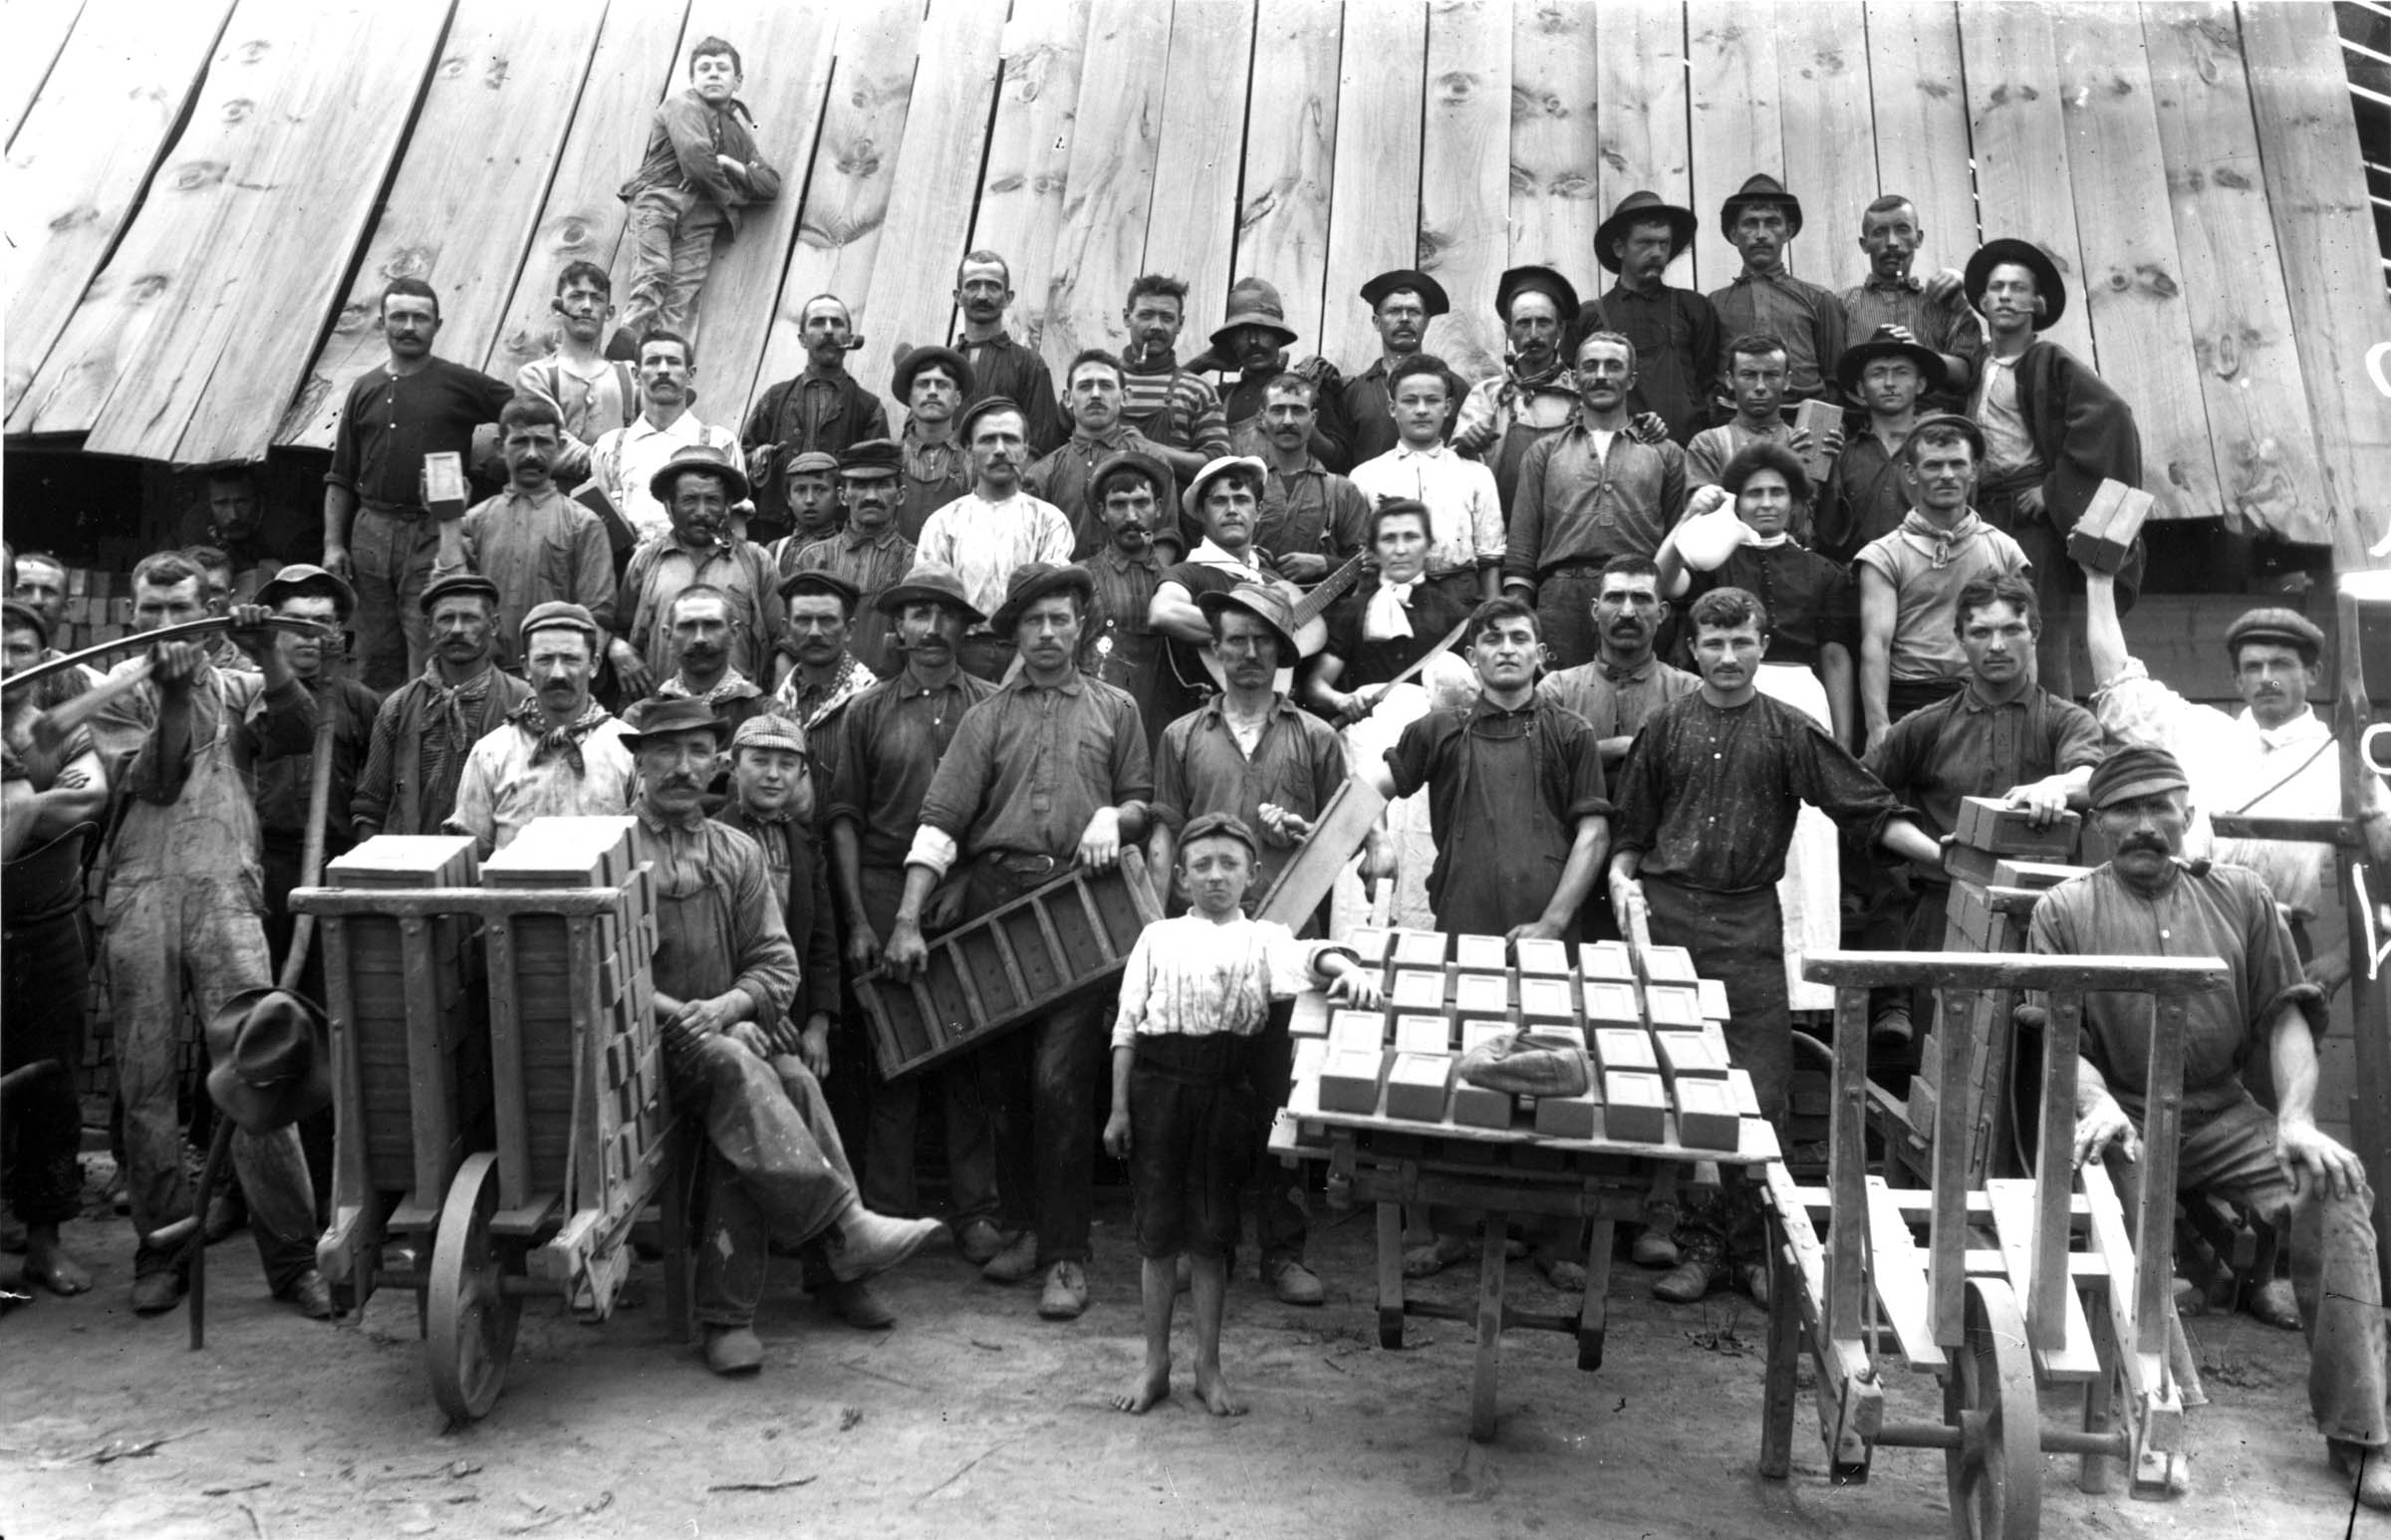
[479,2,692,381]
[1142,0,1253,364]
[1418,0,1509,381]
[2141,3,2329,546]
[1506,0,1600,281]
[967,0,1093,360]
[23,0,451,450]
[1038,0,1171,380]
[718,0,892,418]
[4,0,232,414]
[1775,1,1879,296]
[1231,0,1341,352]
[1,0,85,149]
[2241,0,2391,569]
[274,0,610,450]
[1594,0,1692,291]
[1958,1,2097,363]
[1319,0,1426,371]
[1685,0,1780,293]
[2048,4,2219,524]
[859,0,1007,421]
[1865,1,1978,274]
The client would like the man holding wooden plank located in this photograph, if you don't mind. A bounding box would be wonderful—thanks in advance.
[1580,191,1721,446]
[1840,195,1983,412]
[1704,175,1848,408]
[2027,745,2387,1511]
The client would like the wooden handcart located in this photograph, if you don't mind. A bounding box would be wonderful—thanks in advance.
[1758,950,2230,1538]
[293,817,686,1422]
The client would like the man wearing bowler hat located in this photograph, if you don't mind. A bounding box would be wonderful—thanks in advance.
[825,563,1003,1254]
[884,562,1155,1320]
[621,695,943,1373]
[1329,269,1453,471]
[1704,174,1847,405]
[2027,744,2387,1510]
[891,346,975,543]
[612,442,783,699]
[447,601,638,858]
[354,572,533,840]
[1455,265,1584,508]
[1581,190,1722,444]
[780,439,917,678]
[914,395,1076,679]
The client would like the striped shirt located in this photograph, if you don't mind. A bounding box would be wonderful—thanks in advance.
[1119,354,1230,459]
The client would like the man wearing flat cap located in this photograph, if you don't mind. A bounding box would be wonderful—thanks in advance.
[771,569,877,751]
[780,440,918,678]
[622,695,943,1372]
[892,345,975,542]
[1455,265,1584,508]
[884,561,1155,1321]
[1704,173,1847,407]
[447,601,638,858]
[612,442,783,701]
[825,563,1002,1256]
[741,293,890,544]
[355,572,533,840]
[1326,269,1452,471]
[2085,575,2345,980]
[952,249,1065,456]
[915,395,1076,679]
[431,392,616,670]
[1580,190,1722,445]
[763,449,846,567]
[2028,744,2388,1511]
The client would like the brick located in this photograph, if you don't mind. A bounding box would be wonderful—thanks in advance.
[1582,980,1642,1030]
[1514,937,1571,976]
[1946,881,1995,949]
[1318,1049,1388,1114]
[2063,479,2152,575]
[1289,999,1332,1037]
[1645,983,1704,1029]
[1454,933,1508,970]
[1451,1082,1515,1130]
[1953,796,2078,860]
[1908,1074,1938,1130]
[1593,1026,1657,1073]
[1460,1019,1510,1053]
[1329,1009,1386,1053]
[1534,1090,1599,1141]
[1384,1052,1455,1121]
[1394,1013,1452,1053]
[1602,1071,1668,1145]
[1943,844,2005,888]
[1347,927,1391,965]
[1517,976,1575,1023]
[1640,944,1699,984]
[1391,969,1445,1010]
[1698,977,1729,1021]
[1654,1030,1730,1083]
[1453,972,1510,1016]
[1992,858,2087,891]
[1579,940,1635,982]
[1391,928,1447,967]
[1523,1021,1586,1049]
[1674,1076,1741,1151]
[1291,1039,1329,1084]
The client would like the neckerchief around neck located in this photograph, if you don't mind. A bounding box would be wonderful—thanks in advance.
[510,698,610,776]
[421,658,496,749]
[1364,574,1419,642]
[1897,508,1981,569]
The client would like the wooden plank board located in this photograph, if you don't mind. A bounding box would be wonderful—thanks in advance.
[2048,4,2219,525]
[859,0,1008,422]
[2240,0,2391,569]
[275,0,609,450]
[1230,0,1341,354]
[1862,1175,1946,1373]
[1506,0,1601,285]
[1037,0,1172,380]
[731,0,910,418]
[1416,0,1509,382]
[2140,3,2329,547]
[1958,1,2097,363]
[22,0,451,454]
[1318,0,1426,372]
[1865,2,1977,274]
[1774,1,1878,297]
[1142,0,1253,370]
[3,0,232,416]
[1985,1177,2102,1381]
[1685,0,1781,293]
[1593,0,1693,292]
[967,0,1094,363]
[479,2,691,381]
[1,0,85,149]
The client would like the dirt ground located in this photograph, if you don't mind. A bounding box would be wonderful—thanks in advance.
[3,1176,2378,1540]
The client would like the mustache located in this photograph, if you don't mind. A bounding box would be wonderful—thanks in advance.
[658,774,704,791]
[2116,835,2172,856]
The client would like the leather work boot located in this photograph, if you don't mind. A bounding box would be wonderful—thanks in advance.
[132,1270,187,1316]
[282,1268,338,1320]
[980,1230,1038,1284]
[1038,1260,1089,1319]
[822,1209,944,1284]
[821,1278,896,1330]
[954,1218,1004,1265]
[1652,1257,1724,1304]
[1264,1258,1325,1305]
[704,1325,764,1375]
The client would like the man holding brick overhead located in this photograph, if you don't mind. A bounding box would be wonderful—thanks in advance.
[353,574,532,840]
[1865,573,2104,1048]
[446,602,637,859]
[1505,331,1690,668]
[951,251,1065,456]
[1610,586,1941,1305]
[320,278,515,691]
[882,562,1154,1322]
[1704,175,1847,406]
[1580,191,1720,445]
[2027,744,2388,1511]
[622,696,942,1374]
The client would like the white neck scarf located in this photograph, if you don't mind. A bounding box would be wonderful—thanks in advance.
[1364,574,1420,642]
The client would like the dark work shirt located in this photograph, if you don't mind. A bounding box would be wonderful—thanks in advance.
[716,804,842,1024]
[1386,696,1613,914]
[325,357,515,511]
[1580,285,1722,444]
[1865,680,2103,859]
[1841,276,1986,412]
[1256,456,1372,567]
[959,330,1065,456]
[827,668,1000,870]
[1817,428,1912,565]
[1684,541,1857,669]
[1706,268,1848,402]
[243,674,381,853]
[1615,690,1908,894]
[916,672,1155,862]
[1151,694,1347,894]
[1025,424,1167,556]
[1334,358,1401,471]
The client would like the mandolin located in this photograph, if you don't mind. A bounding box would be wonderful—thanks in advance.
[1196,548,1372,691]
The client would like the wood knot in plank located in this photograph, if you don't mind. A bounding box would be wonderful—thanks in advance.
[1549,171,1595,201]
[554,218,591,250]
[232,39,271,66]
[219,99,252,126]
[1986,82,2040,107]
[47,205,98,234]
[167,159,227,192]
[836,138,883,180]
[2212,166,2252,191]
[127,273,172,304]
[331,301,372,335]
[1433,71,1479,106]
[381,248,433,283]
[484,56,511,90]
[1919,79,1954,101]
[436,52,468,81]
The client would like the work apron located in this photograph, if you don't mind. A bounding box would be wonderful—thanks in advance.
[1432,710,1569,939]
[1639,878,1790,1124]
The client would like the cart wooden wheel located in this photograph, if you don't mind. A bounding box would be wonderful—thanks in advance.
[1943,1276,2042,1540]
[426,1153,522,1422]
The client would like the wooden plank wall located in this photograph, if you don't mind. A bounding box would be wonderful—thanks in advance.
[8,0,2387,560]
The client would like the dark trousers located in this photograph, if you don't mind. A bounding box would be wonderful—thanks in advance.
[1533,572,1603,671]
[855,863,998,1223]
[1128,1035,1252,1260]
[3,910,89,1226]
[1886,675,1963,722]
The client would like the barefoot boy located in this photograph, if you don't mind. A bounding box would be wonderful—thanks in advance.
[1101,812,1381,1414]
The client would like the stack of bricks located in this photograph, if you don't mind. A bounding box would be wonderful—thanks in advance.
[54,567,133,651]
[1917,797,2086,1161]
[480,817,661,1223]
[1288,928,1747,1152]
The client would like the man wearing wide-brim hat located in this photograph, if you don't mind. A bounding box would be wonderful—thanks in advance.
[777,438,917,678]
[622,693,945,1372]
[1199,276,1335,459]
[1143,580,1352,1305]
[1454,265,1586,509]
[1326,268,1453,471]
[613,441,784,701]
[1579,190,1721,444]
[1967,236,2146,688]
[1071,450,1185,754]
[1815,326,1947,561]
[1704,172,1848,405]
[2027,742,2390,1511]
[883,560,1155,1321]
